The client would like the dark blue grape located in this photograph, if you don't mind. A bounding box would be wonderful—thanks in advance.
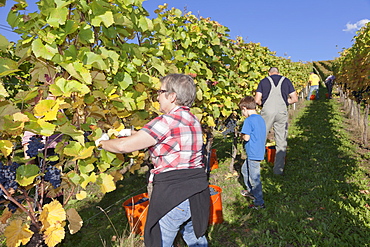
[26,136,45,158]
[0,162,19,197]
[7,199,23,213]
[44,166,61,188]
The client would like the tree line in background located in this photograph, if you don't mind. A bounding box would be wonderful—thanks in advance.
[0,0,366,246]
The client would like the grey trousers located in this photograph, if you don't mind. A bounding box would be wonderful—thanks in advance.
[261,109,288,175]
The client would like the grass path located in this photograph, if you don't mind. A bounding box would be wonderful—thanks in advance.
[208,98,370,246]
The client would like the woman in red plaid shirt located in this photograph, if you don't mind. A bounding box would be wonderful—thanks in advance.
[97,74,210,247]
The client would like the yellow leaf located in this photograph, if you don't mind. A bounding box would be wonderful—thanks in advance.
[34,100,59,120]
[80,172,97,189]
[12,112,29,122]
[71,146,95,161]
[4,219,33,247]
[0,207,12,224]
[40,200,66,229]
[0,82,10,97]
[97,162,110,172]
[66,208,83,234]
[76,191,87,200]
[43,223,65,247]
[98,173,116,193]
[0,140,13,157]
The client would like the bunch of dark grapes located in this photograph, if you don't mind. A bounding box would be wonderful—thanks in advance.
[222,118,237,136]
[7,199,23,213]
[84,131,92,143]
[0,162,20,197]
[26,136,44,158]
[44,166,61,188]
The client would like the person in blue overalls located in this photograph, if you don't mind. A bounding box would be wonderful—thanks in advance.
[255,67,298,175]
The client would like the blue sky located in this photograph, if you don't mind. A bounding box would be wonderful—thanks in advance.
[1,0,369,62]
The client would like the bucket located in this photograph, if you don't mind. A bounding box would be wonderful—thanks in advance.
[265,146,276,163]
[310,94,315,100]
[210,149,219,171]
[325,93,329,99]
[209,185,223,225]
[122,193,149,236]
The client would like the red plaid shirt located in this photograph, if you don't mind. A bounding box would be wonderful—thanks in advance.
[141,106,204,174]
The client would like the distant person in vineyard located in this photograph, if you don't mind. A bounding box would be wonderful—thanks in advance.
[255,67,298,175]
[325,75,335,99]
[239,96,266,209]
[96,74,210,247]
[307,72,321,100]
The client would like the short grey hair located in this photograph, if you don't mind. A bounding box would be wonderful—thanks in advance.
[160,74,196,107]
[269,67,279,74]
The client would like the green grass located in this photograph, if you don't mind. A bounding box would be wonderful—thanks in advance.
[1,96,369,247]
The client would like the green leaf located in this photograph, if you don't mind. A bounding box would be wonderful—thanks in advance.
[67,171,81,185]
[84,52,108,71]
[57,123,85,144]
[0,58,20,77]
[91,11,114,27]
[117,72,133,90]
[50,78,91,97]
[26,119,56,136]
[0,34,9,51]
[31,39,58,60]
[16,165,40,186]
[47,7,68,28]
[60,62,92,84]
[79,24,94,44]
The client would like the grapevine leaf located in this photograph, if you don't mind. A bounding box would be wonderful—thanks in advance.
[0,207,12,224]
[71,146,95,161]
[16,164,40,186]
[50,78,91,97]
[43,223,65,247]
[4,220,33,247]
[110,170,123,182]
[78,161,95,174]
[0,34,9,51]
[32,39,58,60]
[40,200,66,229]
[91,11,114,27]
[78,24,94,44]
[66,208,83,234]
[0,58,20,77]
[75,190,87,200]
[80,172,97,189]
[84,52,108,71]
[60,62,92,84]
[63,142,94,160]
[57,124,85,144]
[47,7,68,28]
[97,162,110,172]
[2,115,25,137]
[116,72,133,90]
[97,173,116,193]
[34,100,59,120]
[26,119,56,136]
[0,82,10,97]
[13,112,29,122]
[0,140,13,157]
[67,171,81,185]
